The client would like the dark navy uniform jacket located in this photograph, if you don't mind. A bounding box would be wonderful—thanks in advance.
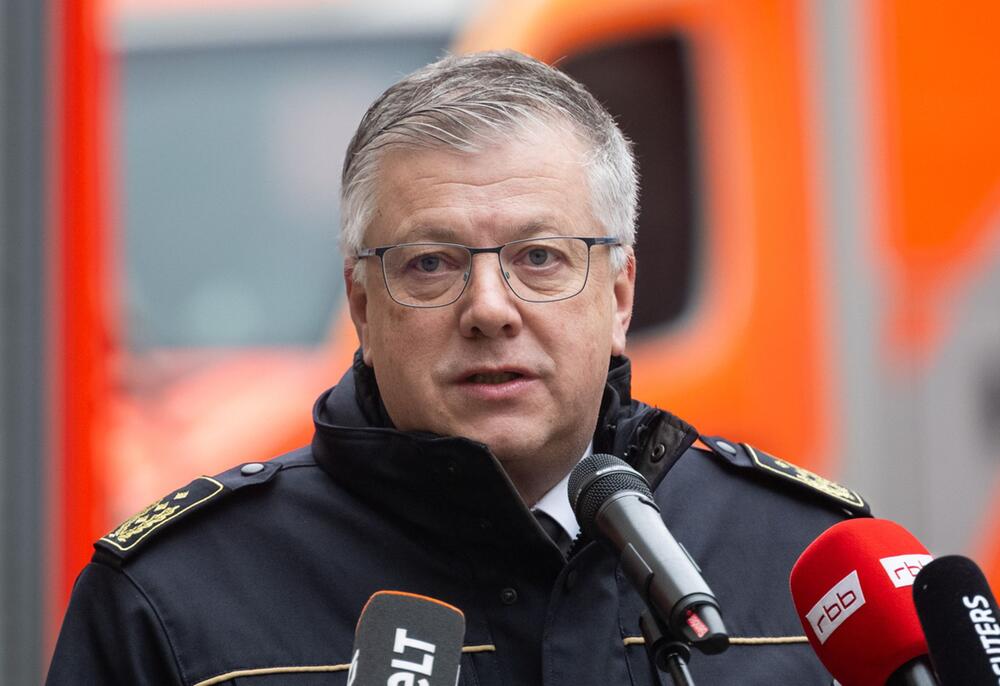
[47,355,867,685]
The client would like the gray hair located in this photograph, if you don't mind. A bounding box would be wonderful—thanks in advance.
[340,50,638,279]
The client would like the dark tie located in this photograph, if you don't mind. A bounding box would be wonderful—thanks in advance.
[533,509,572,556]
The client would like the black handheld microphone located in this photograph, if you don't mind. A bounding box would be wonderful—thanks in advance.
[569,453,728,654]
[913,555,1000,685]
[347,590,465,686]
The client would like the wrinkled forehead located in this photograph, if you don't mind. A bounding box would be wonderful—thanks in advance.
[364,124,597,247]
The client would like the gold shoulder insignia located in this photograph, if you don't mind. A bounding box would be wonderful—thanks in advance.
[98,476,225,555]
[743,444,869,514]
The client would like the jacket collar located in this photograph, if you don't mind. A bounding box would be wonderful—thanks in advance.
[309,351,692,550]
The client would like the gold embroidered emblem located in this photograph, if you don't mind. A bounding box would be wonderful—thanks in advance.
[107,500,180,544]
[100,477,224,552]
[744,444,866,510]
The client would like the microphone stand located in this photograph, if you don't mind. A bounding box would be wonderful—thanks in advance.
[639,610,696,686]
[885,656,939,686]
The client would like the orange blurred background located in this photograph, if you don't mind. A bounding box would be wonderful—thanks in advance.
[2,0,998,680]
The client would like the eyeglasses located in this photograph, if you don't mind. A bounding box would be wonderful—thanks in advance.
[355,235,621,308]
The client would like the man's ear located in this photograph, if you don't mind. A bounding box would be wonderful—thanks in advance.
[610,249,635,357]
[345,262,373,365]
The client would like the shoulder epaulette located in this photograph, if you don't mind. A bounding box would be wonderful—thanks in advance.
[94,460,282,564]
[698,435,871,517]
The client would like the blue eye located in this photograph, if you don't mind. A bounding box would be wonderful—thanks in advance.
[527,248,550,266]
[417,255,441,272]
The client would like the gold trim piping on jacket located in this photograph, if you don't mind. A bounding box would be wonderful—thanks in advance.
[190,646,497,686]
[193,664,350,686]
[623,635,808,647]
[462,644,497,653]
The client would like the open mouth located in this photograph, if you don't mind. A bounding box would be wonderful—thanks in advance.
[466,371,523,384]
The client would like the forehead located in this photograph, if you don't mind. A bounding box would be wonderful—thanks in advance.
[367,127,596,246]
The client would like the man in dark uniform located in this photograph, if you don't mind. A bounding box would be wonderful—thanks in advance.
[47,50,867,685]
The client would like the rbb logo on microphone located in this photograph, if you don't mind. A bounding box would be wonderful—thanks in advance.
[805,570,866,644]
[879,554,933,588]
[791,519,934,686]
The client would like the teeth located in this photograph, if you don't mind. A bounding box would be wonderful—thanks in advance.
[469,372,520,384]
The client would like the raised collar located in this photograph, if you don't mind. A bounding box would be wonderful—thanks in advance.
[309,351,694,551]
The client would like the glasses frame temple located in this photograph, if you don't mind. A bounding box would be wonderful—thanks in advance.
[355,247,383,259]
[586,237,621,247]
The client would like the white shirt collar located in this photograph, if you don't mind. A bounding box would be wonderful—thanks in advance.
[531,442,591,543]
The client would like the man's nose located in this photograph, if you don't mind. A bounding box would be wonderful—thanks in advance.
[457,253,523,339]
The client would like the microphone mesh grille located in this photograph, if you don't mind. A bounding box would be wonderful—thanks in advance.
[568,453,624,505]
[570,454,653,532]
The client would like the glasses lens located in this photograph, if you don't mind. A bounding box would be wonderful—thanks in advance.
[382,243,471,306]
[500,237,590,302]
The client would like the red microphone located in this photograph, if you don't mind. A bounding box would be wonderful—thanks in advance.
[789,519,938,686]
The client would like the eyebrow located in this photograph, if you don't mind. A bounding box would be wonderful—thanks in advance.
[400,220,563,245]
[512,220,562,238]
[402,225,463,243]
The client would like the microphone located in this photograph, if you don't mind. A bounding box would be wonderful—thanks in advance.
[913,555,1000,685]
[569,453,728,654]
[347,590,465,686]
[789,518,938,686]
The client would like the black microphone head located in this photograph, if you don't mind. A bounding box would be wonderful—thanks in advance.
[569,453,653,538]
[913,555,1000,685]
[348,590,465,686]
